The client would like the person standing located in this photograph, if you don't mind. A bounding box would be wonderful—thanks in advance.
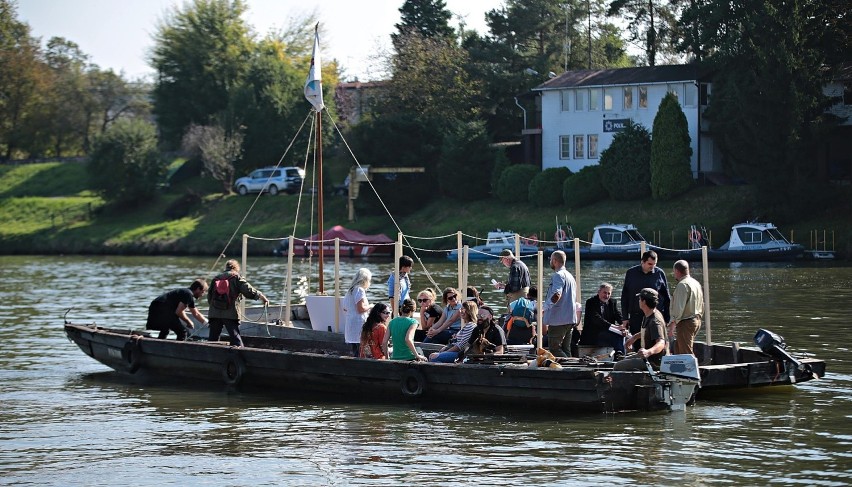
[146,279,208,341]
[668,260,704,356]
[543,250,577,358]
[614,288,668,371]
[621,250,670,350]
[387,255,413,315]
[360,303,390,359]
[494,249,531,307]
[344,268,372,357]
[385,298,426,361]
[207,260,268,347]
[579,282,626,356]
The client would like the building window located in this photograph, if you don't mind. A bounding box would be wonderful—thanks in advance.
[667,83,681,101]
[561,90,571,111]
[575,90,585,111]
[684,83,697,107]
[700,84,710,106]
[604,88,616,110]
[573,135,584,159]
[589,89,600,111]
[559,136,571,159]
[624,87,634,110]
[588,134,598,159]
[639,86,648,108]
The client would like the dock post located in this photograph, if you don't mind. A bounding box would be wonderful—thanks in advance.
[457,231,463,293]
[335,238,341,331]
[241,234,248,318]
[536,251,544,351]
[702,245,711,346]
[285,236,294,326]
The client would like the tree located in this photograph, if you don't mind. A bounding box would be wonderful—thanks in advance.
[563,165,605,207]
[41,37,92,156]
[182,123,244,194]
[606,0,679,66]
[88,119,165,206]
[392,0,454,48]
[438,120,498,200]
[529,167,572,206]
[150,0,254,148]
[599,121,651,200]
[496,164,538,203]
[650,92,692,200]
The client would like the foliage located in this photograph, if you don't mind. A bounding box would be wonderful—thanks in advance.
[181,123,244,194]
[437,121,498,200]
[0,162,91,197]
[599,121,652,200]
[392,0,455,48]
[606,0,680,66]
[87,119,166,206]
[563,165,605,208]
[491,151,511,194]
[150,0,254,148]
[495,164,538,203]
[529,167,572,207]
[650,93,693,200]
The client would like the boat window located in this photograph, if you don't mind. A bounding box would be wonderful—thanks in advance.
[737,228,765,244]
[601,230,623,244]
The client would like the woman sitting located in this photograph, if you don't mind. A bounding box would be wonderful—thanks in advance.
[360,303,390,359]
[428,301,478,363]
[414,288,442,342]
[469,305,506,355]
[423,287,462,345]
[385,298,426,361]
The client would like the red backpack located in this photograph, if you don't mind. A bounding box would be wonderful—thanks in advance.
[210,274,238,310]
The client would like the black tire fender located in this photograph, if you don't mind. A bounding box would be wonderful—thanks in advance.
[122,339,143,374]
[400,368,426,397]
[222,352,246,386]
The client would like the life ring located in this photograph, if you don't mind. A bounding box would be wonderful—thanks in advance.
[122,339,143,374]
[689,229,702,244]
[222,352,246,386]
[400,368,427,397]
[522,234,537,246]
[554,228,567,242]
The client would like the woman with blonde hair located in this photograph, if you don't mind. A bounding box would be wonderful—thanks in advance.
[343,268,372,357]
[414,288,442,342]
[423,287,462,345]
[428,300,478,363]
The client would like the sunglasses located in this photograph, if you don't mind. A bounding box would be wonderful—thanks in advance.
[417,298,430,303]
[380,310,391,315]
[446,294,457,300]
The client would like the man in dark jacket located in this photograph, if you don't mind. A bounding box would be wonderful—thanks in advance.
[207,259,268,347]
[146,279,208,341]
[580,282,626,355]
[621,250,670,350]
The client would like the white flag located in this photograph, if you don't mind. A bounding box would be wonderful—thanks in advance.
[304,24,324,112]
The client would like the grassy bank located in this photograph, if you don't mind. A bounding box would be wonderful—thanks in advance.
[0,162,848,259]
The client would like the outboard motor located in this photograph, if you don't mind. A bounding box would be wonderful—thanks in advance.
[645,354,701,411]
[754,328,817,380]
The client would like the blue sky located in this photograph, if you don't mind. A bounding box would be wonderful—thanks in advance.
[17,0,502,81]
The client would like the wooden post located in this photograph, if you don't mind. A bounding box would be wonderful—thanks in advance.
[536,251,544,350]
[285,236,294,326]
[462,246,469,303]
[457,231,463,292]
[393,234,402,317]
[241,234,248,318]
[573,237,581,303]
[334,237,341,332]
[702,245,711,346]
[316,110,324,294]
[640,240,646,257]
[514,233,520,257]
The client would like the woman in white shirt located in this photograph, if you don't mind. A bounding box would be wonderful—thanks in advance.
[344,268,372,356]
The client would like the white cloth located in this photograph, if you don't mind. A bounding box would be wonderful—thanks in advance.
[344,286,368,344]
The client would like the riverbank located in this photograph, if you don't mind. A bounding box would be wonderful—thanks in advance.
[0,161,848,258]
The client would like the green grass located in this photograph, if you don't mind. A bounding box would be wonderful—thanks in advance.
[0,162,848,257]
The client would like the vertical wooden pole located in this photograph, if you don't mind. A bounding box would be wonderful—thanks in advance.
[241,234,248,318]
[702,245,711,346]
[334,237,340,332]
[316,110,324,294]
[457,231,463,292]
[573,237,581,304]
[393,234,402,316]
[536,251,544,350]
[285,236,294,326]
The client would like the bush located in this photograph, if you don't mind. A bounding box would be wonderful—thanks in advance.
[599,121,652,200]
[87,119,166,206]
[438,120,498,201]
[529,167,572,207]
[491,153,511,196]
[563,165,605,208]
[651,93,693,200]
[495,164,538,203]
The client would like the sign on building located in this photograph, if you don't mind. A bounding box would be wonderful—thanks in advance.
[603,118,631,132]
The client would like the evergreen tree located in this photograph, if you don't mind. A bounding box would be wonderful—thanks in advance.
[392,0,455,49]
[650,92,692,200]
[598,121,652,200]
[606,0,679,66]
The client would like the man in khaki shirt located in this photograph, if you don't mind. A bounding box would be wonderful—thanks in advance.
[668,260,704,355]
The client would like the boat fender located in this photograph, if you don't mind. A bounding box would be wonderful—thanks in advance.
[400,368,426,397]
[122,338,143,374]
[689,229,702,244]
[554,228,567,242]
[522,234,537,246]
[222,352,246,386]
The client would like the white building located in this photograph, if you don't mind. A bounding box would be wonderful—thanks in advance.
[529,64,720,178]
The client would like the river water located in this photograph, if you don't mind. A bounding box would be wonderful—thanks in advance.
[0,255,850,486]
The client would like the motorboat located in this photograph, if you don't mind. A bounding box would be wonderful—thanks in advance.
[447,229,540,261]
[676,222,806,262]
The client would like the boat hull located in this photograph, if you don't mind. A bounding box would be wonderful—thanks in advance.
[65,323,686,413]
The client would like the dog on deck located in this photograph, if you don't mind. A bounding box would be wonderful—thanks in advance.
[536,348,563,369]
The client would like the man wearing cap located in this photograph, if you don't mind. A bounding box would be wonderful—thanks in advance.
[495,249,530,308]
[614,288,668,371]
[668,260,704,355]
[621,250,670,351]
[543,250,577,358]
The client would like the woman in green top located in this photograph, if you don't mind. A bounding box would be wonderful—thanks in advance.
[384,298,426,361]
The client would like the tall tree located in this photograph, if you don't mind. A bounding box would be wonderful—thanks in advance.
[150,0,254,148]
[392,0,455,49]
[606,0,679,66]
[41,37,92,156]
[650,92,692,200]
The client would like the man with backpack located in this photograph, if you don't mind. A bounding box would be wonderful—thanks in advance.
[145,278,208,341]
[207,259,269,347]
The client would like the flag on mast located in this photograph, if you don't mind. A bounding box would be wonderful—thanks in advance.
[304,23,324,112]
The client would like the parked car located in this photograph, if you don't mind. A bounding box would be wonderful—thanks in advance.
[234,167,304,195]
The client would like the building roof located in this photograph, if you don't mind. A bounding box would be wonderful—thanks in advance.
[533,64,711,91]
